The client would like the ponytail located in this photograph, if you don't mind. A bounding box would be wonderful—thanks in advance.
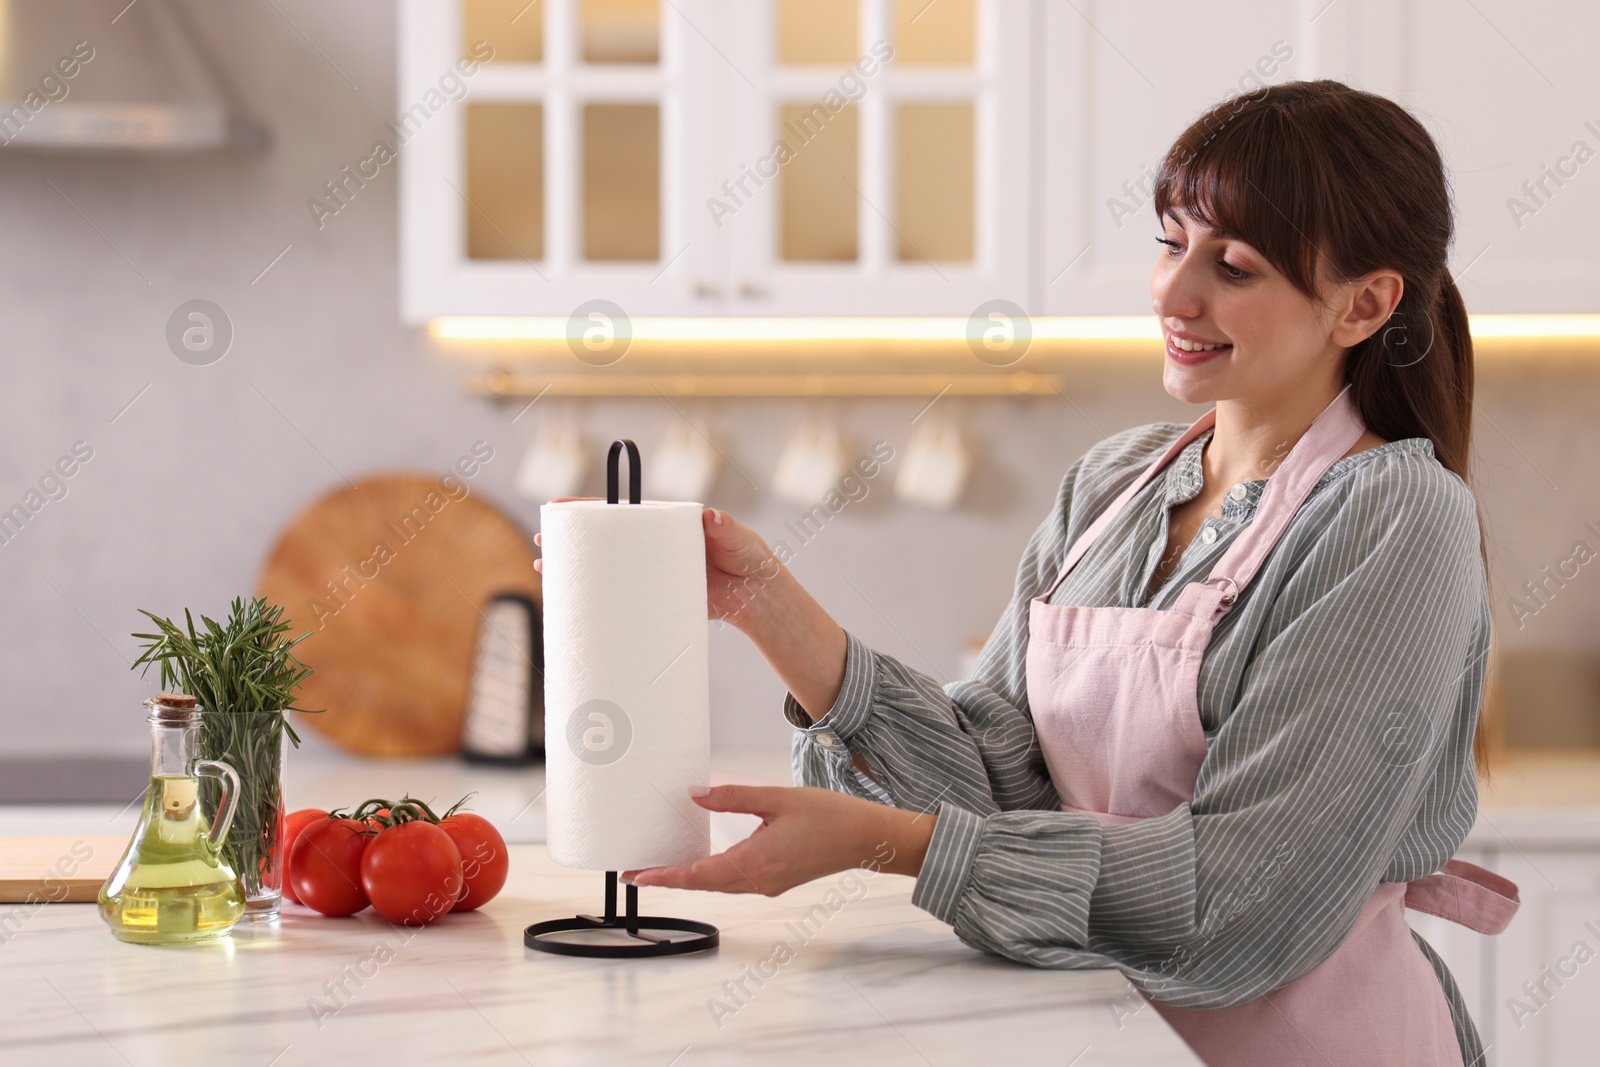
[1347,277,1492,777]
[1346,276,1474,481]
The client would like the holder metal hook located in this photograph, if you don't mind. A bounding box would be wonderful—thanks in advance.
[607,439,641,504]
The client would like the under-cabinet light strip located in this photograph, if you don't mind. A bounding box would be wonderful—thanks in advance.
[431,315,1600,344]
[432,316,1154,342]
[1467,315,1600,338]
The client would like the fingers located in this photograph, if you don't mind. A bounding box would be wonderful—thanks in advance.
[703,511,781,581]
[690,783,786,817]
[703,507,746,544]
[624,852,761,893]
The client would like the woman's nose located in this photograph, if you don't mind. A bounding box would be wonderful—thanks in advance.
[1151,255,1204,320]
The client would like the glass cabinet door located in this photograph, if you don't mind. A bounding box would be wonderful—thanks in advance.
[399,0,1029,321]
[721,0,1030,316]
[401,0,722,321]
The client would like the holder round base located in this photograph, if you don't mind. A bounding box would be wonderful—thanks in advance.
[525,871,720,959]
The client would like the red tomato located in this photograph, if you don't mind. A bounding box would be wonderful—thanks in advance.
[281,809,328,906]
[438,813,509,911]
[359,821,463,926]
[290,818,371,916]
[364,807,391,831]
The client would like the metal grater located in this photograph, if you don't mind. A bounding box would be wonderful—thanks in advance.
[460,593,544,763]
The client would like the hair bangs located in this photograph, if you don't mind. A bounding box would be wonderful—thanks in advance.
[1151,95,1335,304]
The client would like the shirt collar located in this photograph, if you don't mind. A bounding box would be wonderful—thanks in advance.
[1164,430,1212,507]
[1162,427,1437,515]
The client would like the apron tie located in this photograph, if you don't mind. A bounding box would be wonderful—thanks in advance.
[1404,858,1520,935]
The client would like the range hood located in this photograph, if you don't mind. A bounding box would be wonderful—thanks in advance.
[0,0,266,152]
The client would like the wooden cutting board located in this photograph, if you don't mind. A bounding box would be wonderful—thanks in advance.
[0,836,127,903]
[256,473,540,758]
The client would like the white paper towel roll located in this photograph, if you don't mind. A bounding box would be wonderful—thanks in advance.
[539,499,711,871]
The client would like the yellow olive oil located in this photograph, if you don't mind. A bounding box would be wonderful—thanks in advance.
[99,775,244,944]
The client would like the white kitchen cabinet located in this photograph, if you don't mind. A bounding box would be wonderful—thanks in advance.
[1404,0,1600,314]
[715,0,1033,316]
[1038,0,1306,316]
[402,0,1600,324]
[400,0,727,322]
[399,0,1032,323]
[1038,0,1600,317]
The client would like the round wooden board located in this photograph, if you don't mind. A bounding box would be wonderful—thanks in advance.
[256,474,540,757]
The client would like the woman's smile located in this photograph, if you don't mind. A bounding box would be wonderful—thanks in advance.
[1164,326,1233,366]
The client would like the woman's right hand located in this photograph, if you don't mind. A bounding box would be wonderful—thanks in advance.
[699,507,789,627]
[534,501,785,630]
[535,499,846,720]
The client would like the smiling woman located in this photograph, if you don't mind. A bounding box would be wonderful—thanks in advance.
[592,80,1516,1067]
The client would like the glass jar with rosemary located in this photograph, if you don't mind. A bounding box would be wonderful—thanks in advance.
[132,596,319,922]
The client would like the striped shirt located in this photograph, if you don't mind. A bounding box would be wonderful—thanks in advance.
[785,419,1490,1065]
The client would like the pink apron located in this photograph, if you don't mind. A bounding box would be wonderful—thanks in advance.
[1027,385,1518,1066]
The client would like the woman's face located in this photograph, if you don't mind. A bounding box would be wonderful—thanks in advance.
[1150,205,1344,408]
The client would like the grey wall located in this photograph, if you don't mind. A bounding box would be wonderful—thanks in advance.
[1,2,1595,757]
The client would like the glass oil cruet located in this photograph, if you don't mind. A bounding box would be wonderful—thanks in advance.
[99,694,246,944]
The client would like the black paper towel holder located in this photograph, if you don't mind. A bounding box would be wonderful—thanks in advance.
[525,438,721,959]
[524,870,720,959]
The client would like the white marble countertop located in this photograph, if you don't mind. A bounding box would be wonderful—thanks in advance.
[6,744,1597,1064]
[0,844,1198,1066]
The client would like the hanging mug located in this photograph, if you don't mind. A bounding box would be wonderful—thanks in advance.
[516,422,590,501]
[652,416,721,501]
[896,420,971,509]
[772,418,849,505]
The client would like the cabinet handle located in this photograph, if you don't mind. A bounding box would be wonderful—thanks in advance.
[693,282,722,299]
[739,282,768,299]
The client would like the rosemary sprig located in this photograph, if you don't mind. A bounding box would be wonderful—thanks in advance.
[132,596,319,903]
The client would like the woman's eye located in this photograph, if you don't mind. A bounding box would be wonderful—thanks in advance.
[1156,236,1251,281]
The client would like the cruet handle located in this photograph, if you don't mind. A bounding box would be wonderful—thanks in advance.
[194,759,242,851]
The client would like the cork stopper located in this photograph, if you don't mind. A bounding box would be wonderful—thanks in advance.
[146,693,201,723]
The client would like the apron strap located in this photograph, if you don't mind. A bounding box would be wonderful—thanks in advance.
[1043,408,1219,601]
[1404,858,1521,935]
[1171,384,1367,621]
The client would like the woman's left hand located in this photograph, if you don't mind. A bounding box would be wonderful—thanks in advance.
[621,784,936,896]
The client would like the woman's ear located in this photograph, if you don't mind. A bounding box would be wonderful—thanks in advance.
[1331,268,1405,347]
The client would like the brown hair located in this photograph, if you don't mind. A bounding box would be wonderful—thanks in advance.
[1152,78,1491,775]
